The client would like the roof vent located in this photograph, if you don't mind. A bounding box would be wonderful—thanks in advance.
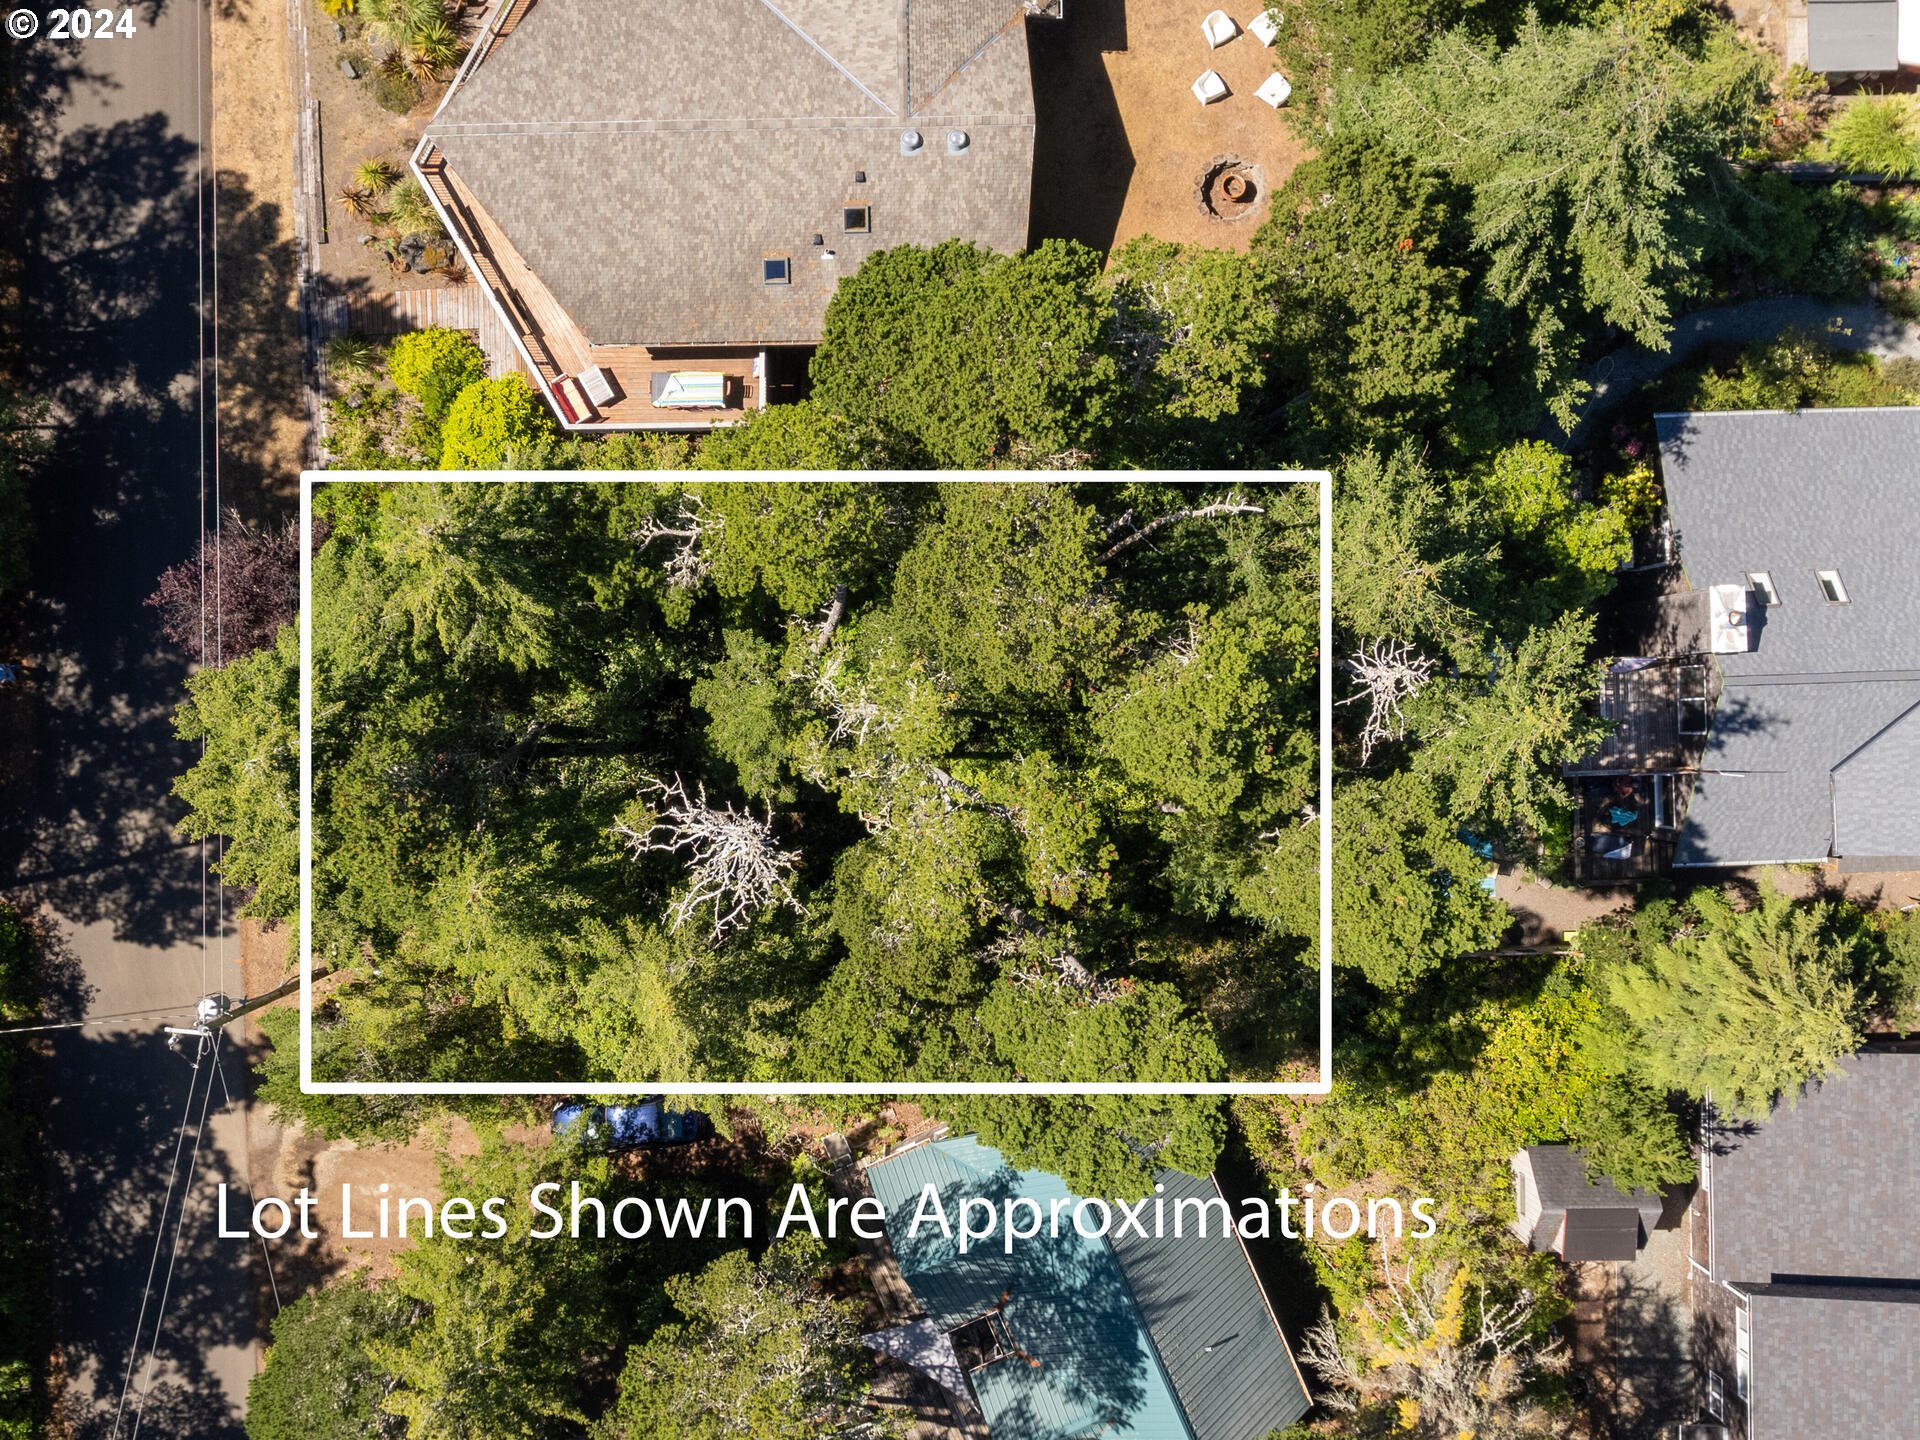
[812,233,824,246]
[947,128,970,155]
[854,170,867,184]
[900,129,923,155]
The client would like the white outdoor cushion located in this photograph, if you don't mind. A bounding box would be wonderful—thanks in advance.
[579,364,615,406]
[1201,9,1238,47]
[1192,69,1229,104]
[1256,72,1292,107]
[1247,9,1280,45]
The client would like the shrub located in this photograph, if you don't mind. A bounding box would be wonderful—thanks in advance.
[438,374,557,469]
[323,331,381,382]
[353,157,398,195]
[380,177,440,237]
[1824,96,1920,179]
[386,328,486,420]
[370,64,421,115]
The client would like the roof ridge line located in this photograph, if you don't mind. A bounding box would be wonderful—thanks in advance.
[755,0,898,117]
[426,113,1034,138]
[907,4,1026,116]
[1831,695,1920,775]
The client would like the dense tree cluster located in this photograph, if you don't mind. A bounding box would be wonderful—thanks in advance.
[176,480,1321,1195]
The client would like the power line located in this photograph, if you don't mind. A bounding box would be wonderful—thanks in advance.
[0,1005,201,1037]
[212,1046,281,1315]
[111,1034,209,1438]
[129,1028,222,1440]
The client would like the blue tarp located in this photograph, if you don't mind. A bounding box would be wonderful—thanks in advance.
[554,1100,704,1148]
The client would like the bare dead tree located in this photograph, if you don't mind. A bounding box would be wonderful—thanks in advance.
[1339,637,1434,765]
[1300,1256,1565,1438]
[613,776,801,940]
[809,583,850,654]
[632,493,718,590]
[1098,496,1266,563]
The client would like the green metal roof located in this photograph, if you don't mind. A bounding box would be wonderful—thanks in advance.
[866,1138,1311,1440]
[867,1136,1194,1440]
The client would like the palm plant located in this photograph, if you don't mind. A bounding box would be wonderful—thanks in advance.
[324,332,381,381]
[406,17,460,80]
[381,177,439,236]
[353,157,399,195]
[362,0,444,51]
[334,184,378,221]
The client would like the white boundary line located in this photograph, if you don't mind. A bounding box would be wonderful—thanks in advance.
[300,471,1334,1096]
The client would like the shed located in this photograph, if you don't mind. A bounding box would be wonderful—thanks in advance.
[1511,1145,1664,1262]
[1806,0,1901,72]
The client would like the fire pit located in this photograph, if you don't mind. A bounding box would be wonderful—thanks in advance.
[1194,155,1266,223]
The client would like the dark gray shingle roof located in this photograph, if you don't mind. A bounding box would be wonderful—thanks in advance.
[1107,1170,1313,1440]
[425,0,1035,347]
[1745,1288,1920,1437]
[1806,0,1900,72]
[1707,1050,1920,1287]
[1656,408,1920,865]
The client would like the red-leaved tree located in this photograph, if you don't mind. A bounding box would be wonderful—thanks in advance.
[145,512,300,666]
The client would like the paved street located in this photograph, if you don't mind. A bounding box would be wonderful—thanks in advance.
[4,0,261,1432]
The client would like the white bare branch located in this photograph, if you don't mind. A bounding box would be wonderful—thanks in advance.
[1339,637,1434,765]
[614,775,801,941]
[1097,496,1266,563]
[632,493,718,590]
[1302,1256,1565,1439]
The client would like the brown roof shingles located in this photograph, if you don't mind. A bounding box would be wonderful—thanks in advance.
[423,0,1036,349]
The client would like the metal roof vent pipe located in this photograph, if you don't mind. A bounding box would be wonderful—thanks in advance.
[947,128,970,155]
[900,129,924,155]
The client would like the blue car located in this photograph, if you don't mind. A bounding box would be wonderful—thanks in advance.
[553,1099,707,1150]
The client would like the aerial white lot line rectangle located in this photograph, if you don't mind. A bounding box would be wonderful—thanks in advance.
[299,470,1333,1096]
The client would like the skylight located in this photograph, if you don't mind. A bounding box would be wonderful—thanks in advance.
[843,205,870,234]
[1746,572,1779,605]
[1816,569,1849,604]
[763,257,790,285]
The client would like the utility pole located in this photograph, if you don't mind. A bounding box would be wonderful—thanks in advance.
[162,967,331,1049]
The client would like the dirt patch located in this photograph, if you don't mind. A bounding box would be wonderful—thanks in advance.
[307,0,460,295]
[213,0,307,509]
[1029,0,1311,255]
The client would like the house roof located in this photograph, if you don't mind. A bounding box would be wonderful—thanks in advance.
[423,0,1037,348]
[864,1137,1310,1440]
[1742,1286,1920,1437]
[1806,0,1901,73]
[866,1136,1194,1440]
[1655,408,1920,866]
[1107,1170,1313,1440]
[1707,1049,1920,1287]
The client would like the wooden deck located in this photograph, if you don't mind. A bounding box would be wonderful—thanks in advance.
[1573,661,1718,775]
[417,146,760,429]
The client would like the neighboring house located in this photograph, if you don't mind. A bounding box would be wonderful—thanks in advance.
[411,0,1048,430]
[1688,1047,1920,1439]
[861,1136,1312,1440]
[1509,1145,1664,1262]
[1567,407,1920,881]
[1805,0,1920,72]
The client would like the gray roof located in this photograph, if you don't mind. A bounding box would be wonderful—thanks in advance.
[1656,409,1920,866]
[1519,1144,1663,1216]
[425,0,1036,348]
[1744,1287,1920,1437]
[1806,0,1900,72]
[1707,1049,1920,1288]
[1107,1170,1313,1440]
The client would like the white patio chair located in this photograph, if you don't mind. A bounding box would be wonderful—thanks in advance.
[1255,72,1292,107]
[1247,8,1280,45]
[1191,68,1229,104]
[1201,9,1238,47]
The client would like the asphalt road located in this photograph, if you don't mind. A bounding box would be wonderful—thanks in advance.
[5,0,260,1432]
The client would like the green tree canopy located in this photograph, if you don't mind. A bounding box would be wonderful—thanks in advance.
[1600,883,1869,1120]
[810,240,1122,465]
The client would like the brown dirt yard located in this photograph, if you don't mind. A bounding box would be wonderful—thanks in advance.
[1030,0,1311,255]
[307,1,464,295]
